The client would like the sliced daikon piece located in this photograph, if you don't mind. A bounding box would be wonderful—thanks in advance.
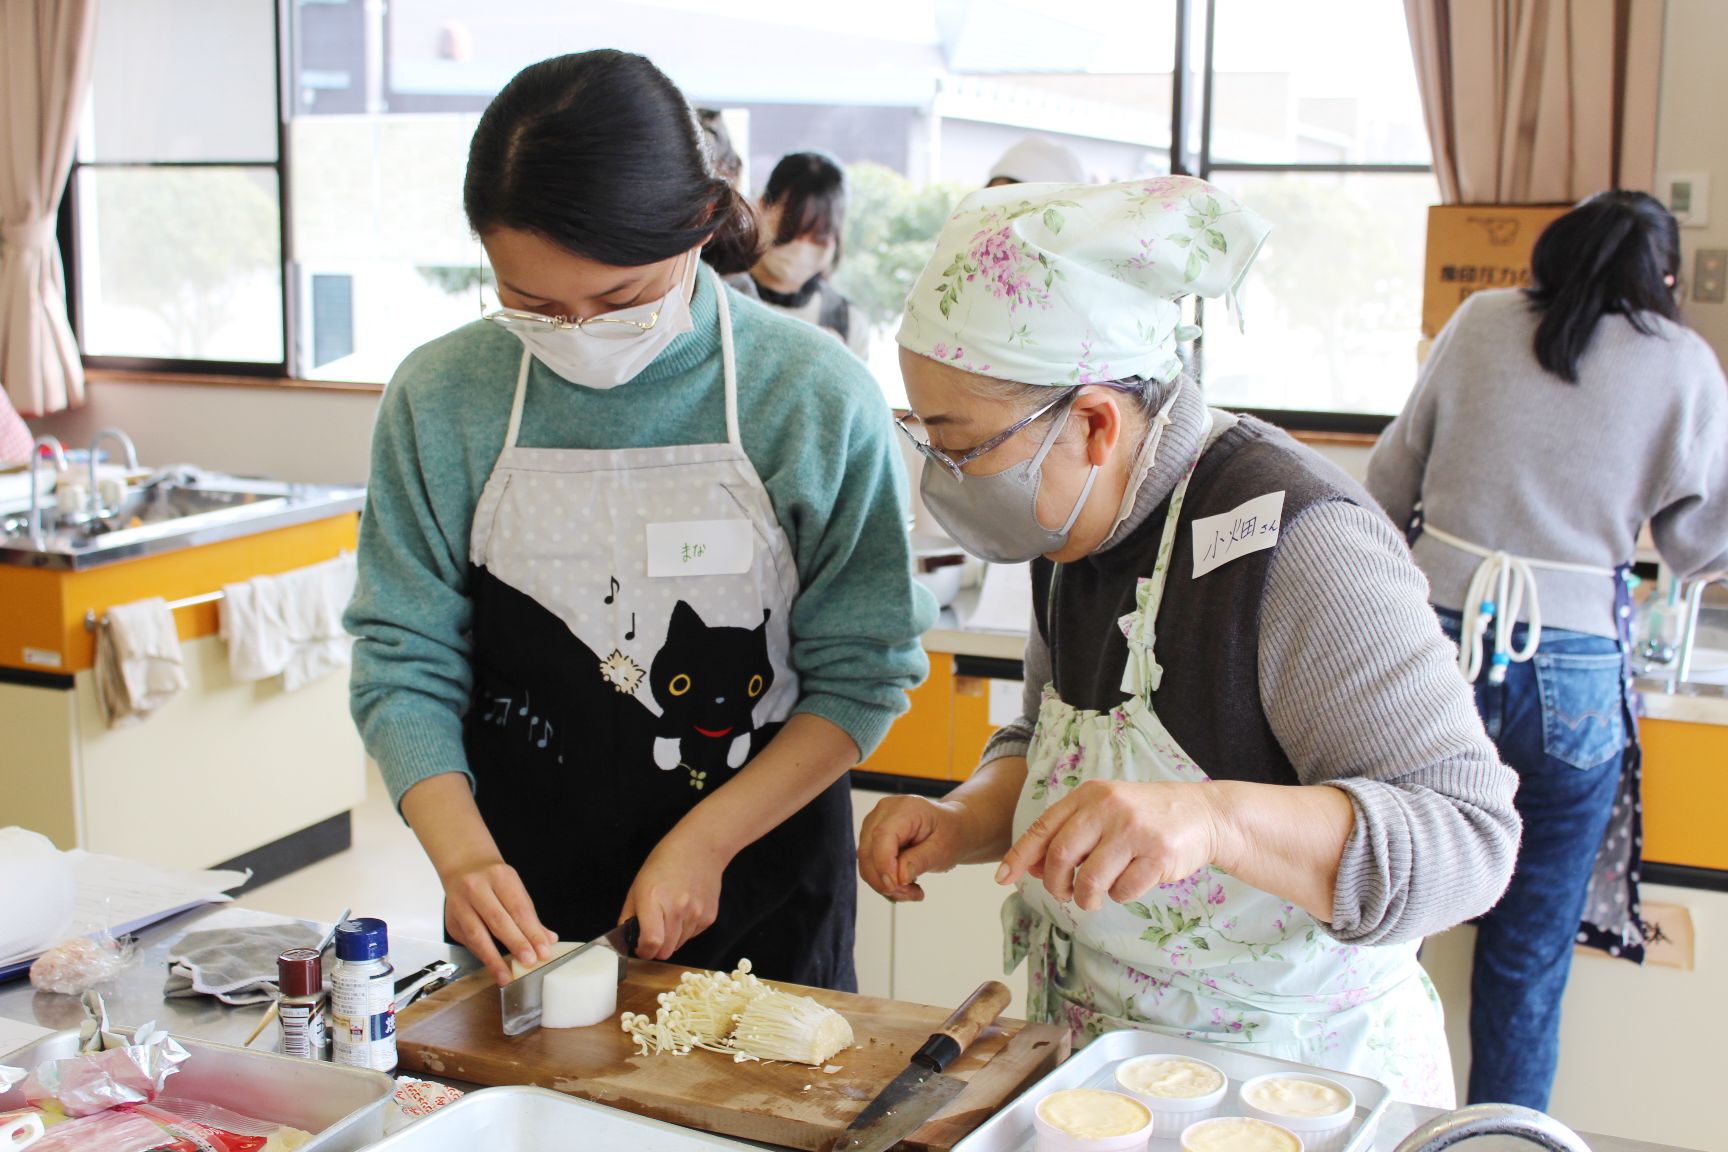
[509,940,577,981]
[542,945,620,1029]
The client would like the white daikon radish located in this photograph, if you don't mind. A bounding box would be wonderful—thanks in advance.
[542,945,620,1029]
[509,941,577,982]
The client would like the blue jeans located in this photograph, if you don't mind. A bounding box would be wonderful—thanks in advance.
[1434,608,1626,1113]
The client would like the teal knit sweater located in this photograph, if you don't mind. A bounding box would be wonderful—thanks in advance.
[346,271,936,805]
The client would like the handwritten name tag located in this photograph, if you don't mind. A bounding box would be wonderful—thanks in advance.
[1191,490,1285,578]
[647,520,754,578]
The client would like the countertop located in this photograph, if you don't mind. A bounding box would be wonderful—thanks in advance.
[0,905,1694,1152]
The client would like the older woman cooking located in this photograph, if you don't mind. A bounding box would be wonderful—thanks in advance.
[859,179,1520,1106]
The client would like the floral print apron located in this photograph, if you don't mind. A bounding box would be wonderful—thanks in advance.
[1003,424,1456,1107]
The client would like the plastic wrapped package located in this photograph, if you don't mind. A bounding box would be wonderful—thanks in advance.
[28,934,135,997]
[28,1101,311,1152]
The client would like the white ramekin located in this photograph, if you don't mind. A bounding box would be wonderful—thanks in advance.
[1236,1073,1355,1152]
[1032,1089,1156,1152]
[1113,1053,1230,1138]
[1180,1115,1305,1152]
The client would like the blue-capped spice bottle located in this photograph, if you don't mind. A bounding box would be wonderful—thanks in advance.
[330,917,397,1072]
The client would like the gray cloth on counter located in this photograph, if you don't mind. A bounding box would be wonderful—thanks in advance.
[164,925,322,1006]
[979,379,1520,947]
[1366,288,1728,638]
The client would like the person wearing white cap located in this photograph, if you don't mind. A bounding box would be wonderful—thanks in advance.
[858,177,1520,1104]
[986,134,1086,187]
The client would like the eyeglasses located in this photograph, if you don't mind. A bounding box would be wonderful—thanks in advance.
[897,389,1078,481]
[480,305,662,340]
[478,253,685,339]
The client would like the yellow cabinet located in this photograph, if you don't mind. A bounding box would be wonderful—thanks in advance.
[1640,716,1728,873]
[857,652,1026,784]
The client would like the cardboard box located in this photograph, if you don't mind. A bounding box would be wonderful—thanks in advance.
[1422,203,1570,338]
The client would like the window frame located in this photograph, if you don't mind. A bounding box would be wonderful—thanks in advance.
[59,0,1429,430]
[1193,0,1429,433]
[58,0,295,380]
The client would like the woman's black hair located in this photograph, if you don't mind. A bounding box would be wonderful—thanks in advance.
[1525,189,1681,383]
[761,151,848,269]
[464,50,758,275]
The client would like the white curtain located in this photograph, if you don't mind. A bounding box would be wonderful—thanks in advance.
[0,0,96,416]
[1404,0,1664,205]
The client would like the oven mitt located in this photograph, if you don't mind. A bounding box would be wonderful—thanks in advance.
[163,925,323,1006]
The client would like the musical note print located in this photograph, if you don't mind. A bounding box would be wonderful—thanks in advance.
[625,612,637,642]
[604,576,620,605]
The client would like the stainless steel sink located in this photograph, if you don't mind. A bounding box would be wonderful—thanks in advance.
[0,475,365,571]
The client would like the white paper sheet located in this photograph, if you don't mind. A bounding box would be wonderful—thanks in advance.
[965,562,1034,633]
[0,851,250,976]
[65,851,250,939]
[0,1016,52,1058]
[987,678,1027,726]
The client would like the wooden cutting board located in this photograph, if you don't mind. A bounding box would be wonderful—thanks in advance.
[396,961,1070,1150]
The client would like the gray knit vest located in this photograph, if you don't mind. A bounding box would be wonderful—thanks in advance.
[1031,417,1382,787]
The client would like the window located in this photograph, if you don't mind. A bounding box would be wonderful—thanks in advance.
[282,0,1182,407]
[67,0,1436,426]
[1197,0,1437,423]
[68,0,286,371]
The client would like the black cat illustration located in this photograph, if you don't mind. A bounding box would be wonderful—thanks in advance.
[466,568,772,786]
[650,600,774,776]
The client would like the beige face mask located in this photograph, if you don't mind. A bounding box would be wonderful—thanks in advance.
[755,238,833,290]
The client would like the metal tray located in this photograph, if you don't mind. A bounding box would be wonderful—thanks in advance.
[367,1084,761,1151]
[0,1028,394,1152]
[952,1031,1393,1152]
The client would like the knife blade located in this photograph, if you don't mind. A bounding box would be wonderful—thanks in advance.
[830,980,1012,1152]
[499,918,639,1037]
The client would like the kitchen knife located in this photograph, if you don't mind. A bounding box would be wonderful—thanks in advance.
[830,980,1012,1152]
[500,918,639,1037]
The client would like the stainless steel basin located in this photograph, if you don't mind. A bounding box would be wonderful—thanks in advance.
[0,475,365,570]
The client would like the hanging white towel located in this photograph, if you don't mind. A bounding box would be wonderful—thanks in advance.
[95,597,187,726]
[219,552,358,691]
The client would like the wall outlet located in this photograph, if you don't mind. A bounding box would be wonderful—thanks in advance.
[1694,249,1727,304]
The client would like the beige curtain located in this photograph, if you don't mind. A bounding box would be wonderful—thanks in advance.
[0,0,96,417]
[1404,0,1665,204]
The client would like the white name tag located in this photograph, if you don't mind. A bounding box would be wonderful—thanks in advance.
[647,520,754,578]
[1191,491,1285,578]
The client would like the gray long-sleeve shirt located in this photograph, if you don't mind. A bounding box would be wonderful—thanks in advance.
[978,381,1519,947]
[1367,289,1728,638]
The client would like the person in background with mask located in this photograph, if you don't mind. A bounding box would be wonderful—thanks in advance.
[696,108,743,188]
[346,50,934,991]
[858,179,1519,1104]
[986,134,1086,187]
[1368,190,1728,1112]
[731,152,869,357]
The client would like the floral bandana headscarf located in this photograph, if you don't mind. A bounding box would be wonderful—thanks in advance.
[896,177,1271,386]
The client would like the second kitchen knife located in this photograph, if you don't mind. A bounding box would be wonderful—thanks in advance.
[830,980,1013,1152]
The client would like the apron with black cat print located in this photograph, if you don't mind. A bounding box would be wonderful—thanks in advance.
[461,278,857,989]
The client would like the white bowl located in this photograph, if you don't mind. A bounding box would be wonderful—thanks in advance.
[1113,1054,1228,1138]
[1236,1073,1354,1152]
[1032,1089,1154,1152]
[1181,1116,1305,1152]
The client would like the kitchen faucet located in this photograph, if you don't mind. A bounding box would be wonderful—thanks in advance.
[27,435,68,551]
[87,426,140,517]
[1394,1103,1593,1152]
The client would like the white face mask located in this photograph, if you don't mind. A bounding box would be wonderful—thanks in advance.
[507,251,699,390]
[755,238,833,292]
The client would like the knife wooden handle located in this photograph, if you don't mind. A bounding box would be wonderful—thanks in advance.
[914,980,1012,1072]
